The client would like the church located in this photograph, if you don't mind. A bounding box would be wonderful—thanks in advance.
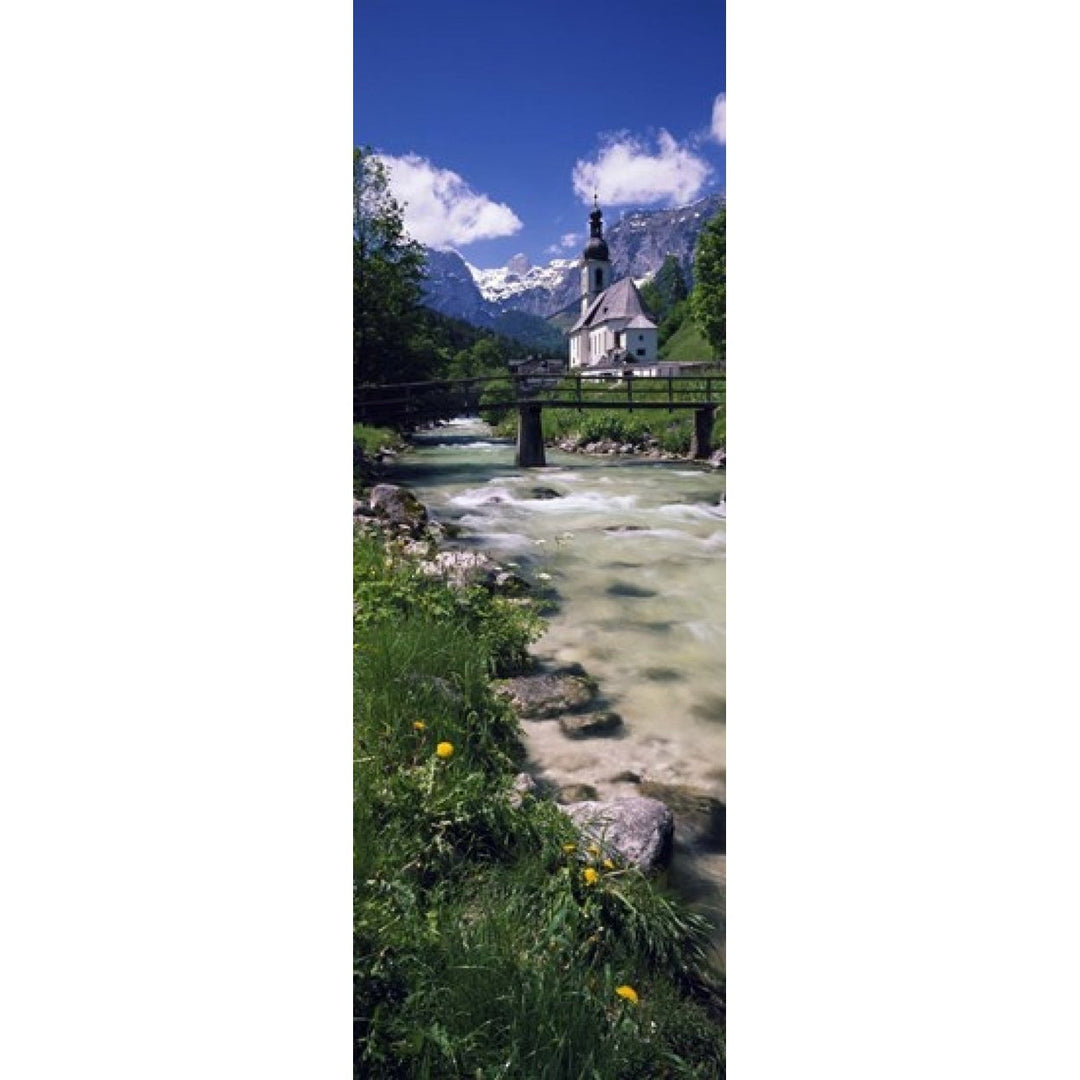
[567,199,659,370]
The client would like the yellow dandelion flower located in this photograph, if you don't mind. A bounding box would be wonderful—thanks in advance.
[435,741,454,759]
[563,843,577,854]
[413,721,426,731]
[587,844,601,856]
[615,985,639,1005]
[602,858,615,870]
[583,867,599,886]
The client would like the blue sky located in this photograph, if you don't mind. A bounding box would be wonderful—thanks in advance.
[354,0,725,269]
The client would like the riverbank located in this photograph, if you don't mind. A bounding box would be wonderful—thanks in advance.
[354,464,726,1077]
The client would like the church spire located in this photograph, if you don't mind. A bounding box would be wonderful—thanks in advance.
[581,196,611,313]
[589,193,604,238]
[583,196,609,262]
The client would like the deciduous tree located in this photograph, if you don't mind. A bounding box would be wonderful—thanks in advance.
[354,147,427,408]
[690,204,725,362]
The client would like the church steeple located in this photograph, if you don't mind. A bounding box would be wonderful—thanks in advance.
[583,194,610,261]
[581,194,611,313]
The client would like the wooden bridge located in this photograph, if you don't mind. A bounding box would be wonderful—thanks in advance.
[355,362,724,467]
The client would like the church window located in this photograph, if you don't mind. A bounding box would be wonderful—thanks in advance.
[594,268,603,291]
[636,348,646,356]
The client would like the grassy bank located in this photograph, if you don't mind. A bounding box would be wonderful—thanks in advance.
[354,423,405,457]
[354,522,726,1077]
[354,424,408,495]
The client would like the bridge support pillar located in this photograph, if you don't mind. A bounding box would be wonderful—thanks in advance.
[516,404,546,467]
[690,406,715,460]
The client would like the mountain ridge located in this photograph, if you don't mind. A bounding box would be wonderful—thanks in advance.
[419,192,724,328]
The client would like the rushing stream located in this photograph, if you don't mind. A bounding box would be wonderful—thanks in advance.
[390,417,726,947]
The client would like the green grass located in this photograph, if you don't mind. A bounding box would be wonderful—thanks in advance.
[354,423,405,456]
[354,526,725,1077]
[660,317,713,363]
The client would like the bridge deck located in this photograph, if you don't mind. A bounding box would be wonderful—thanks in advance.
[355,372,724,414]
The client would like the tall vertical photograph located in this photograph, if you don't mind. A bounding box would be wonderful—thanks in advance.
[354,1,726,1073]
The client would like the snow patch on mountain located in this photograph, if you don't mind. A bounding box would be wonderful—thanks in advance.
[466,257,577,304]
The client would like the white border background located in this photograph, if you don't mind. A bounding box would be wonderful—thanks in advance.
[1,3,352,1076]
[3,1,1080,1076]
[731,1,1080,1075]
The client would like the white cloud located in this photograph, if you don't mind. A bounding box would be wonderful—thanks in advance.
[572,131,712,207]
[545,232,580,255]
[711,93,726,145]
[377,153,523,249]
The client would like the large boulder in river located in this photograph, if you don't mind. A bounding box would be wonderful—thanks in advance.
[493,663,598,719]
[560,797,674,873]
[369,484,428,531]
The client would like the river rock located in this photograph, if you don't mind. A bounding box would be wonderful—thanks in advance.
[493,570,531,597]
[369,484,428,531]
[508,771,539,809]
[557,783,599,803]
[560,797,674,872]
[419,550,499,589]
[559,711,624,739]
[606,582,658,598]
[493,664,598,719]
[415,552,531,596]
[529,486,562,500]
[638,780,726,853]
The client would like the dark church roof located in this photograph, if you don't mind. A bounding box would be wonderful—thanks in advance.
[582,199,609,262]
[583,234,609,261]
[570,277,657,333]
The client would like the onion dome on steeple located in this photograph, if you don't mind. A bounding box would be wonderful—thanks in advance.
[583,194,609,261]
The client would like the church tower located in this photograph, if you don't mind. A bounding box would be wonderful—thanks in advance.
[580,195,611,314]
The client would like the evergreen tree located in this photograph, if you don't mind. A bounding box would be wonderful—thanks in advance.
[690,204,725,362]
[640,254,689,323]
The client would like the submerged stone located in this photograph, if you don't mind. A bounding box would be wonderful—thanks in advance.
[557,783,600,803]
[605,582,658,598]
[689,694,727,723]
[559,710,624,739]
[638,780,726,854]
[642,666,682,682]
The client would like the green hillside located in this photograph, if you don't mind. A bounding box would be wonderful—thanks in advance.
[491,310,567,358]
[660,316,713,362]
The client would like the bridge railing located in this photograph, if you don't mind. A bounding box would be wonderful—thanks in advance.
[355,371,724,425]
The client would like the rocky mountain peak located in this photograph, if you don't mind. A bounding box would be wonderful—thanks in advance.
[419,193,724,326]
[506,253,531,277]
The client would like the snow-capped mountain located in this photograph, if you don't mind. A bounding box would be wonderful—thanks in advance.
[466,256,575,306]
[419,192,723,327]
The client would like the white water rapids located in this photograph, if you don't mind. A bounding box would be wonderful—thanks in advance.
[390,418,726,942]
